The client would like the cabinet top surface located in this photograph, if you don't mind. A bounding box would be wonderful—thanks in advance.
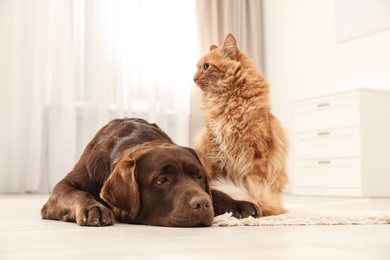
[292,88,390,104]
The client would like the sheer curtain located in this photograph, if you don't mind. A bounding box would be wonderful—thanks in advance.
[190,0,264,145]
[195,0,264,69]
[0,0,198,193]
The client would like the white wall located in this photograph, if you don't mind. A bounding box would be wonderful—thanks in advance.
[263,0,390,189]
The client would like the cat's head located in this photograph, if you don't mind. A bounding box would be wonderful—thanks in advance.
[193,33,240,93]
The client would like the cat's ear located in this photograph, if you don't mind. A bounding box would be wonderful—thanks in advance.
[210,45,218,51]
[222,33,238,58]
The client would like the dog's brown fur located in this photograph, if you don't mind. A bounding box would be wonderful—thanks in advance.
[193,34,288,216]
[41,118,214,227]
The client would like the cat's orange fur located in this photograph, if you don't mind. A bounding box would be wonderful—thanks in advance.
[193,33,288,216]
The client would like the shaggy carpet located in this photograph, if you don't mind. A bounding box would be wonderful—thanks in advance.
[213,199,390,226]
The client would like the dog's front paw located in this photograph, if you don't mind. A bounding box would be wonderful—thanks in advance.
[77,205,115,226]
[211,190,261,219]
[231,200,261,219]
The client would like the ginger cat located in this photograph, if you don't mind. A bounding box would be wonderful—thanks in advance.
[193,33,288,217]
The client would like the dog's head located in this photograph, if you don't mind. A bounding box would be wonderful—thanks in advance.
[100,141,214,227]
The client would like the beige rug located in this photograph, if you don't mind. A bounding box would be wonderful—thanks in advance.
[213,199,390,226]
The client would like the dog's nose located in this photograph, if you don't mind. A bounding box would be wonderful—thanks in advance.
[189,195,211,211]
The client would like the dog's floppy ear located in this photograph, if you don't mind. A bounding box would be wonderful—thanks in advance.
[100,158,140,219]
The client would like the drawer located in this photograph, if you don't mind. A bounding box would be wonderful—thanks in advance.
[293,95,359,131]
[294,127,359,159]
[294,158,360,188]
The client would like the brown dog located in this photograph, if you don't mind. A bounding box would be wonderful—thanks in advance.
[41,118,214,227]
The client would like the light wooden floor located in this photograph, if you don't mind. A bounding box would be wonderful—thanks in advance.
[1,194,389,260]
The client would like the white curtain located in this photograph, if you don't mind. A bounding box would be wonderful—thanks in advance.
[190,0,264,145]
[0,0,198,193]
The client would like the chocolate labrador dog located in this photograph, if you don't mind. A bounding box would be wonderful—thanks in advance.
[41,118,214,227]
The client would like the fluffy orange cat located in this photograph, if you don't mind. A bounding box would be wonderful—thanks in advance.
[193,33,288,217]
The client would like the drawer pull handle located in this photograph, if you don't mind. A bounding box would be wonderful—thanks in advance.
[318,160,331,164]
[317,103,329,108]
[318,131,330,136]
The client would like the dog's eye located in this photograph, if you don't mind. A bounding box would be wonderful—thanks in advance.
[156,176,169,185]
[195,173,203,180]
[203,63,210,70]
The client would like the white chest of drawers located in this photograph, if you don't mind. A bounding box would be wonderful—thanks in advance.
[292,89,390,197]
